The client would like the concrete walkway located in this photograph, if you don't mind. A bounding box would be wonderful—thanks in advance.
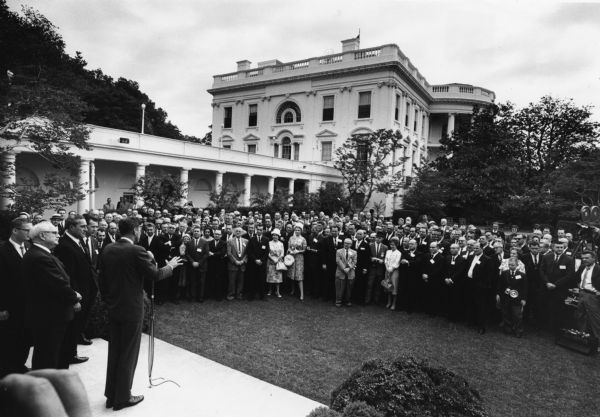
[41,337,324,416]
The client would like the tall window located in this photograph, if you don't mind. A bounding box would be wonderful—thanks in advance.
[248,104,257,127]
[404,102,410,127]
[293,143,300,160]
[321,141,332,161]
[223,106,232,128]
[281,137,292,160]
[276,101,301,124]
[413,109,418,131]
[247,144,257,154]
[322,95,334,121]
[394,95,400,121]
[358,92,371,118]
[273,143,279,157]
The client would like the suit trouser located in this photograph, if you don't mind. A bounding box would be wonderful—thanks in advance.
[190,268,207,301]
[365,268,384,303]
[466,284,487,328]
[68,285,98,356]
[228,267,245,298]
[352,269,368,304]
[501,300,524,333]
[31,322,70,370]
[545,288,568,334]
[335,277,354,305]
[105,317,143,404]
[246,263,266,300]
[577,292,600,339]
[0,318,31,377]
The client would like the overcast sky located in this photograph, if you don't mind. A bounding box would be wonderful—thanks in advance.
[7,0,600,136]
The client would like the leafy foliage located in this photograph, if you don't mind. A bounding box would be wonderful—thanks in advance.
[330,356,487,417]
[334,129,405,211]
[133,173,187,211]
[406,98,600,226]
[8,171,84,214]
[209,183,242,212]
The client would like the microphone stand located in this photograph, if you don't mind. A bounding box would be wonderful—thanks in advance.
[148,278,180,388]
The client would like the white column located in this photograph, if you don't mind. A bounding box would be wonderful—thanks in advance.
[267,176,275,197]
[243,174,252,206]
[423,114,430,159]
[416,108,423,137]
[403,141,413,178]
[89,161,96,210]
[399,93,407,128]
[215,171,224,192]
[448,113,456,136]
[1,151,17,210]
[180,167,190,206]
[77,158,91,213]
[288,178,295,195]
[308,179,319,193]
[135,163,147,208]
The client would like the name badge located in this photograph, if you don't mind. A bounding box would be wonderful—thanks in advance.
[476,261,480,265]
[360,247,365,251]
[451,261,455,265]
[197,248,202,253]
[165,241,171,246]
[559,265,566,270]
[430,259,435,264]
[313,238,318,243]
[515,275,522,280]
[94,249,99,254]
[410,253,415,258]
[261,245,266,250]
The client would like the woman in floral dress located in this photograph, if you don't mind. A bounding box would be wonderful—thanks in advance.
[266,229,285,298]
[287,224,307,300]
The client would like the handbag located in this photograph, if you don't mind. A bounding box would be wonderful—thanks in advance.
[380,277,393,292]
[276,260,288,271]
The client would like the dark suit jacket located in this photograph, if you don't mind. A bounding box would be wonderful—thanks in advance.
[422,252,445,285]
[522,252,542,289]
[319,236,343,269]
[22,245,79,326]
[247,235,270,265]
[497,269,528,303]
[0,241,26,322]
[465,254,493,289]
[187,237,209,272]
[352,239,372,272]
[54,234,98,296]
[443,254,466,286]
[82,235,100,270]
[99,239,173,320]
[369,242,388,276]
[540,252,575,290]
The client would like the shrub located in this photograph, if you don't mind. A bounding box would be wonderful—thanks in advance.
[342,401,384,417]
[85,291,152,340]
[307,407,341,417]
[330,356,487,417]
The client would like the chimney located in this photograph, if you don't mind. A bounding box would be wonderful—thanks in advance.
[237,60,251,71]
[341,36,360,52]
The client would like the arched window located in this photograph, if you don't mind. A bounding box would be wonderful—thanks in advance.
[276,101,301,124]
[281,137,292,159]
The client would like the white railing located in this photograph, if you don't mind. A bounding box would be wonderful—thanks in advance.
[432,86,449,93]
[459,86,474,93]
[221,73,238,81]
[319,54,343,65]
[354,48,381,60]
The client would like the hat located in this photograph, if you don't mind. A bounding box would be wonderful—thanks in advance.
[271,228,281,237]
[51,214,62,220]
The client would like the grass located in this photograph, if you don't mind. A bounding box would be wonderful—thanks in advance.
[153,295,600,417]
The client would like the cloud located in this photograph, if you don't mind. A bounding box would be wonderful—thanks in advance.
[542,2,600,27]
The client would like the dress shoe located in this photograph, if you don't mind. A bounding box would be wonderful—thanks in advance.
[106,399,113,409]
[113,395,144,411]
[78,336,93,345]
[69,356,89,364]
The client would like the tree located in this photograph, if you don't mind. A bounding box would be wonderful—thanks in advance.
[312,182,349,215]
[208,183,242,212]
[0,4,91,212]
[132,173,186,211]
[334,129,405,211]
[403,165,448,219]
[183,131,212,145]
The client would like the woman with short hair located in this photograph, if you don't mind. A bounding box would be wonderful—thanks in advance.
[266,229,285,298]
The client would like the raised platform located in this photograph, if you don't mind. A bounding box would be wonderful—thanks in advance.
[29,336,324,416]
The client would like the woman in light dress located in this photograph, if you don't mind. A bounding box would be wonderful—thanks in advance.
[499,247,526,274]
[287,223,307,301]
[266,228,285,298]
[384,237,402,310]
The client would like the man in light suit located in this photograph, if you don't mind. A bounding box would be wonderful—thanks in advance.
[99,218,182,411]
[575,250,600,339]
[23,221,82,370]
[335,238,357,307]
[365,232,387,305]
[226,227,248,300]
[540,241,575,334]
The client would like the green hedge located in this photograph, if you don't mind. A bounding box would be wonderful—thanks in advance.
[328,356,487,417]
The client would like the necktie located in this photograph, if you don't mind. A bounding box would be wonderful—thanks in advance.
[376,243,380,255]
[345,249,349,260]
[554,255,559,264]
[195,239,199,247]
[20,245,25,257]
[238,238,241,254]
[534,255,538,266]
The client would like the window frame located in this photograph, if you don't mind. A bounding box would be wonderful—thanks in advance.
[357,91,372,119]
[322,95,335,121]
[223,106,232,129]
[248,104,258,127]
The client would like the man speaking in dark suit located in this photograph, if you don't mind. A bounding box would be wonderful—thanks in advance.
[22,221,81,370]
[99,218,183,411]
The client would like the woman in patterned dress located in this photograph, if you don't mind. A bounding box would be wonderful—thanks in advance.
[287,224,307,300]
[266,229,285,298]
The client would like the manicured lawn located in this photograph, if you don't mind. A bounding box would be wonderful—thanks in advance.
[153,296,599,417]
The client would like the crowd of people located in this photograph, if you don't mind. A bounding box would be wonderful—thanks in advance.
[1,201,599,406]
